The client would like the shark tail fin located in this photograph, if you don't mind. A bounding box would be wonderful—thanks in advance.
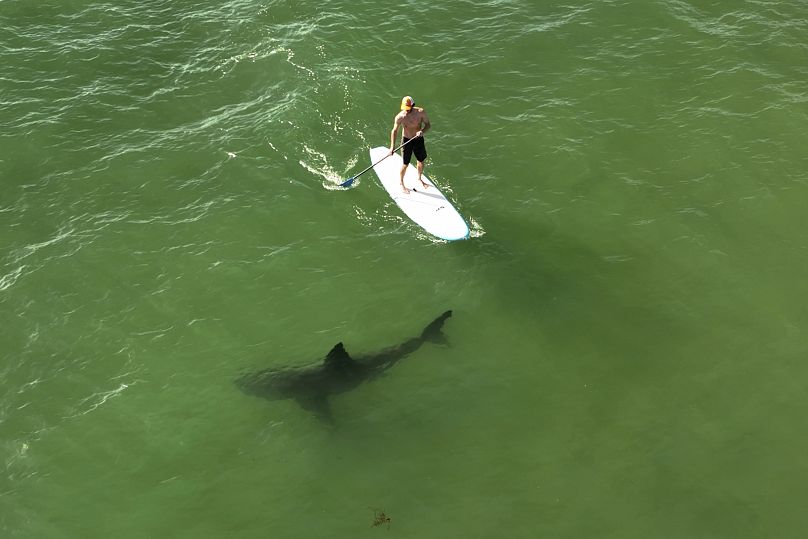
[420,310,453,345]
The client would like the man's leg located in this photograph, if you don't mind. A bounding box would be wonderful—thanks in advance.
[400,164,410,193]
[417,161,428,189]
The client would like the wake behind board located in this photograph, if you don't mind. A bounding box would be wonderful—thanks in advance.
[369,146,469,241]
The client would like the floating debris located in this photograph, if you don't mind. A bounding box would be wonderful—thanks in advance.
[370,508,391,529]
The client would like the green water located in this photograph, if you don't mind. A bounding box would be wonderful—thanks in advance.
[2,0,808,536]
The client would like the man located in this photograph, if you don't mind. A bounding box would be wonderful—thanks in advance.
[390,95,431,194]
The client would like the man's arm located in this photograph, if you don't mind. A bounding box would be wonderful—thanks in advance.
[390,115,402,153]
[417,110,431,137]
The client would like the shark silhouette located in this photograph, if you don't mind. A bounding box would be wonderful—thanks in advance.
[235,310,453,422]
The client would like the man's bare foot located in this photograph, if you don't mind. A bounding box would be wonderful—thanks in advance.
[402,186,411,194]
[420,181,429,189]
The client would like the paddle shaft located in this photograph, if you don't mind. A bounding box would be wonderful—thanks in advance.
[341,136,417,186]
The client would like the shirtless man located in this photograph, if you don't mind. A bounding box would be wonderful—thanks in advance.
[389,96,431,194]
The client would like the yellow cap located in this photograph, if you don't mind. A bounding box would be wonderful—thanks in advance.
[400,96,414,110]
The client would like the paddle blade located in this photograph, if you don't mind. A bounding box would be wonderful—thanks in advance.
[339,177,355,188]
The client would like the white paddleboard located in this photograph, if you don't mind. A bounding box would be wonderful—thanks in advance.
[369,146,469,241]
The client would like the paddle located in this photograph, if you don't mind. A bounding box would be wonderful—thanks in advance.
[340,137,417,187]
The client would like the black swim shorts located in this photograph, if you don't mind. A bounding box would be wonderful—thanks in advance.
[402,136,427,165]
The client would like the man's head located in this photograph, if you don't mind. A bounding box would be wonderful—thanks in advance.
[400,96,414,111]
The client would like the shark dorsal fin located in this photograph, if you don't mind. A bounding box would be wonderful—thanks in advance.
[324,342,353,366]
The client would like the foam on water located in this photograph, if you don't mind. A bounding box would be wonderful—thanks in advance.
[298,143,358,189]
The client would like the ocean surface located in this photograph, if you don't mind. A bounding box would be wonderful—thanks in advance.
[2,0,807,537]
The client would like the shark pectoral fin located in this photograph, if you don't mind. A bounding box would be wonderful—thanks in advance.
[297,395,335,424]
[325,342,354,366]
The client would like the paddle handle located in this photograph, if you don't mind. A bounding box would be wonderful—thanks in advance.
[341,136,417,186]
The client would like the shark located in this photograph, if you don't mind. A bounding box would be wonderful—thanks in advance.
[235,310,453,423]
